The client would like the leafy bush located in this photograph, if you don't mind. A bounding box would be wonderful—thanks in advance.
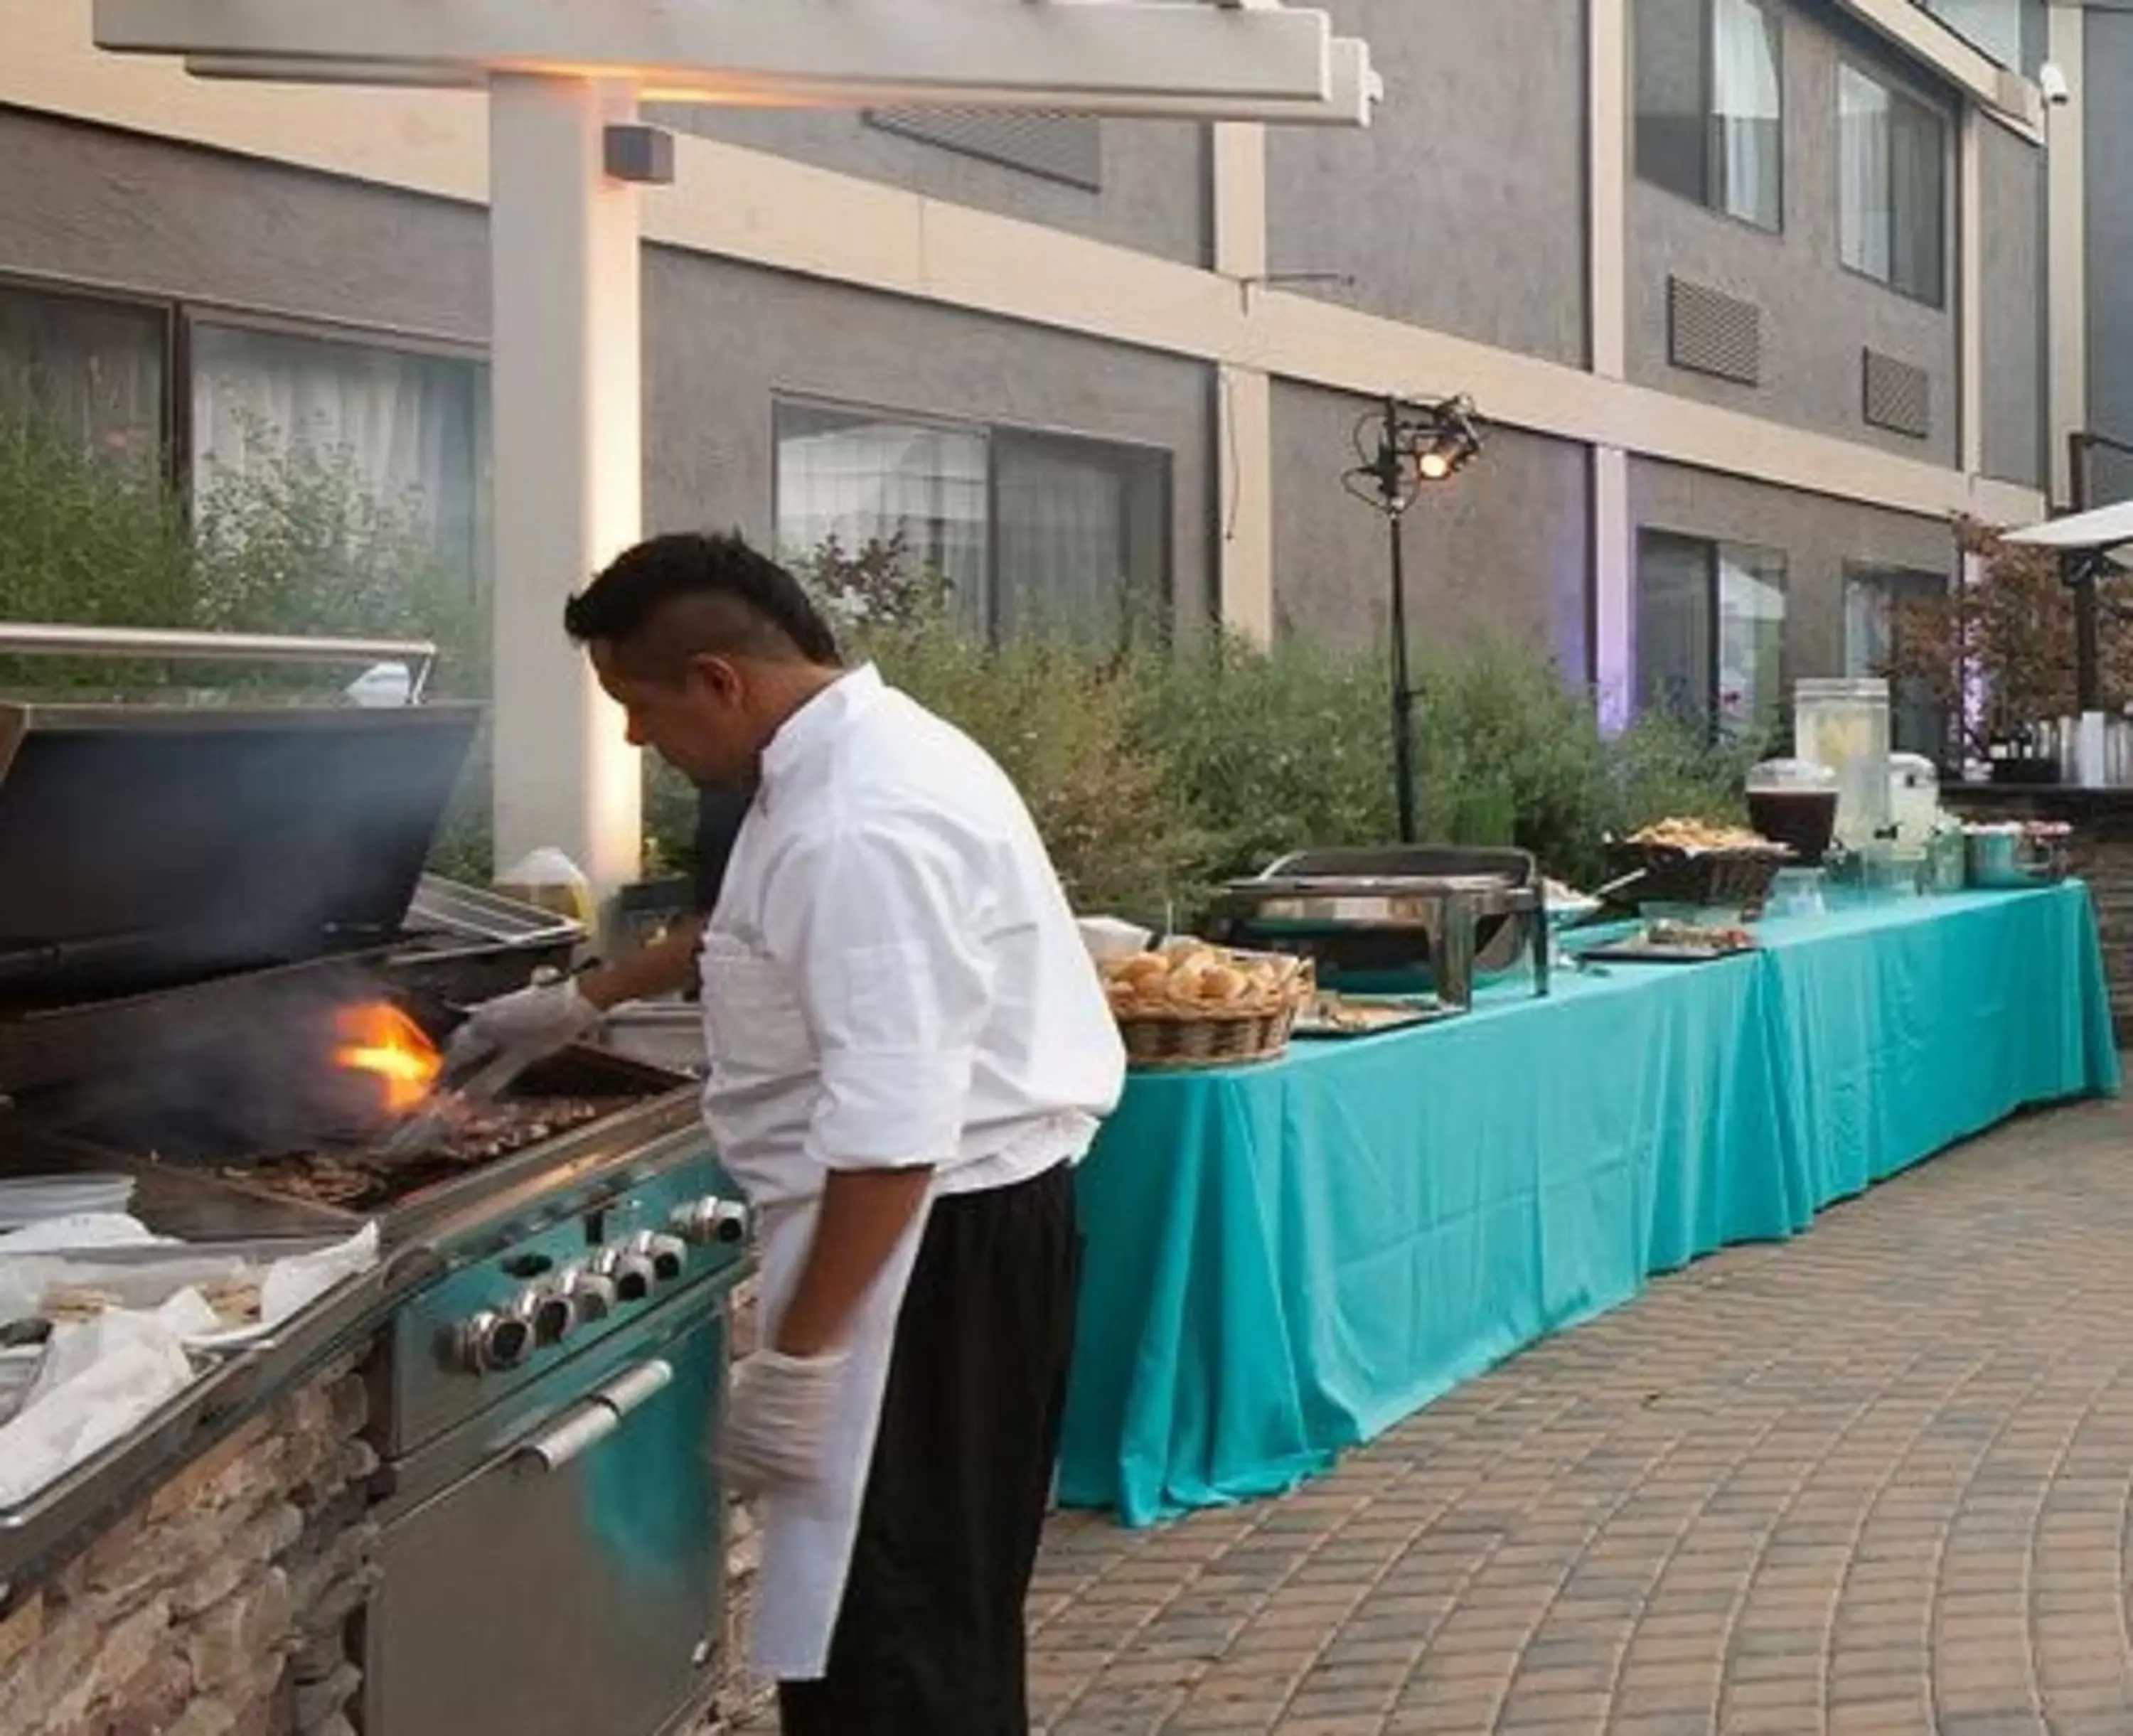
[1129,632,1394,899]
[0,409,494,879]
[4,412,1752,913]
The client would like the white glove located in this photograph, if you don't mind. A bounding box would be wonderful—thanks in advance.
[720,1348,849,1498]
[454,980,602,1068]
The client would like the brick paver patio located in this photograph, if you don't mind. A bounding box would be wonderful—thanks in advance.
[1022,1093,2133,1735]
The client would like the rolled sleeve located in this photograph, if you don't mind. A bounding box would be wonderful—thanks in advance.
[761,821,995,1170]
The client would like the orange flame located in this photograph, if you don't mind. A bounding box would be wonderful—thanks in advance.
[333,1002,442,1115]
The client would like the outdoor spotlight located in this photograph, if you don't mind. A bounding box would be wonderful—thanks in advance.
[1339,392,1489,843]
[1341,394,1484,518]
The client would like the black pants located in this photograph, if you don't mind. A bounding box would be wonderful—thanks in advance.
[777,1162,1081,1736]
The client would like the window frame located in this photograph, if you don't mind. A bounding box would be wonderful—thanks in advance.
[0,269,487,507]
[1635,527,1791,745]
[1631,0,1787,236]
[1836,59,1951,310]
[1842,562,1952,762]
[771,390,1175,650]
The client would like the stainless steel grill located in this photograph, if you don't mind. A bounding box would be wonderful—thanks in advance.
[0,630,750,1736]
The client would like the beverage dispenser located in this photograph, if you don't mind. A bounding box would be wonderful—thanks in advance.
[1794,678,1892,852]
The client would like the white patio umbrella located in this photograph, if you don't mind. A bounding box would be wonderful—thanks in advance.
[2001,499,2133,557]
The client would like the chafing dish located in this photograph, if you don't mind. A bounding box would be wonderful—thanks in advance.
[1206,846,1549,1012]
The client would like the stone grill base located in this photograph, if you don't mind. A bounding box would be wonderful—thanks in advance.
[0,1359,375,1736]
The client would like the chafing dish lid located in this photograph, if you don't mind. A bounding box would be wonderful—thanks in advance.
[1226,872,1514,897]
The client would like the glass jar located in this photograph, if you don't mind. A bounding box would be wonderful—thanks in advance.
[1795,678,1892,852]
[1745,757,1839,866]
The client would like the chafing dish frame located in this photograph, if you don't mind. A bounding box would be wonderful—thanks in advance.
[1208,852,1549,1010]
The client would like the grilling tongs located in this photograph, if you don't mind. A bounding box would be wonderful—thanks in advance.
[380,1036,533,1157]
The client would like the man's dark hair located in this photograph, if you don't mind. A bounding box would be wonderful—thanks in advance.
[563,530,840,677]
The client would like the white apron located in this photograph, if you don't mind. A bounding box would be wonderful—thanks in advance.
[698,937,934,1682]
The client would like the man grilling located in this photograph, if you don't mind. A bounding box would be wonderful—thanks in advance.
[458,530,1124,1734]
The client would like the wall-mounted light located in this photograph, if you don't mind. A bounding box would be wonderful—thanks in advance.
[604,123,676,186]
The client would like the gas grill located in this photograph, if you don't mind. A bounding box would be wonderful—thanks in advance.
[0,636,751,1736]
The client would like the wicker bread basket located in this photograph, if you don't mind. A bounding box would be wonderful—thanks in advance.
[1102,945,1314,1072]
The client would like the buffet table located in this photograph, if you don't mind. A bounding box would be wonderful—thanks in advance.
[1059,884,2119,1526]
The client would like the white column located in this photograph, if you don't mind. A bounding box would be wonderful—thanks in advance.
[1593,446,1633,731]
[2047,3,2087,506]
[488,73,644,899]
[1212,120,1276,644]
[1588,0,1632,727]
[1958,107,1986,478]
[1588,0,1629,382]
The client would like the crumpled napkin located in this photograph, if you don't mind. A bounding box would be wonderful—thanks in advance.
[0,1292,208,1508]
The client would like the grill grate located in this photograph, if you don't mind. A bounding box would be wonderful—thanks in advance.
[1862,349,1932,439]
[1668,277,1763,387]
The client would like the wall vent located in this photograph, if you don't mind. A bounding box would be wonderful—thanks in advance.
[1667,277,1763,387]
[865,110,1102,191]
[1862,349,1932,440]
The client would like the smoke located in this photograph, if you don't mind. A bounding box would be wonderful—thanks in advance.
[41,964,446,1162]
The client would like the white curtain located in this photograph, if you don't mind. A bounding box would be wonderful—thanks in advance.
[993,433,1167,646]
[1839,66,1893,282]
[774,408,989,622]
[0,284,165,464]
[1716,545,1787,744]
[188,322,489,582]
[1711,0,1782,230]
[1635,533,1714,729]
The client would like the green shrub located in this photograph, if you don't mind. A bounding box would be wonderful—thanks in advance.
[2,414,1754,911]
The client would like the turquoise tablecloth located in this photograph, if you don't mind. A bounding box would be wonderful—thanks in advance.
[1059,884,2120,1526]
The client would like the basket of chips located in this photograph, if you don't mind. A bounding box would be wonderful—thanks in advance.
[1100,943,1315,1070]
[1604,817,1792,915]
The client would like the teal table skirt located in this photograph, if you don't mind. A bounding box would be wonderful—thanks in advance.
[1058,884,2120,1526]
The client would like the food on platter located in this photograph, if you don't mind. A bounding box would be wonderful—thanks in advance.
[1294,993,1435,1037]
[1645,919,1757,954]
[197,1276,264,1327]
[1628,818,1782,854]
[39,1285,124,1324]
[41,1274,264,1328]
[1101,944,1313,1022]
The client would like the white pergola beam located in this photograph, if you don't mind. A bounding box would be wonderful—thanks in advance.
[178,37,1381,126]
[99,0,1338,103]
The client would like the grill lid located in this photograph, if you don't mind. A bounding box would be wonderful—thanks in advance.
[0,700,482,1004]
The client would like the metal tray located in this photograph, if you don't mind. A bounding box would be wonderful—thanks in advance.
[1292,995,1458,1040]
[1573,938,1758,966]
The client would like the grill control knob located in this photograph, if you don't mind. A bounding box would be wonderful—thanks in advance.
[559,1266,619,1325]
[510,1285,577,1349]
[454,1309,533,1375]
[592,1246,657,1302]
[626,1231,688,1283]
[671,1196,750,1247]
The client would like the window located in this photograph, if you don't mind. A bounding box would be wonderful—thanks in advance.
[189,320,491,583]
[1915,0,2033,73]
[1635,0,1785,232]
[0,281,166,463]
[774,402,990,618]
[0,279,491,585]
[1839,65,1947,306]
[775,399,1170,647]
[1637,531,1788,743]
[1845,567,1947,759]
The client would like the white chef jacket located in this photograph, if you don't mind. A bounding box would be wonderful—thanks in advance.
[696,662,1126,1681]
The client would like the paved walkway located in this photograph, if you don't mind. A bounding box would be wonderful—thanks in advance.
[1026,1093,2133,1736]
